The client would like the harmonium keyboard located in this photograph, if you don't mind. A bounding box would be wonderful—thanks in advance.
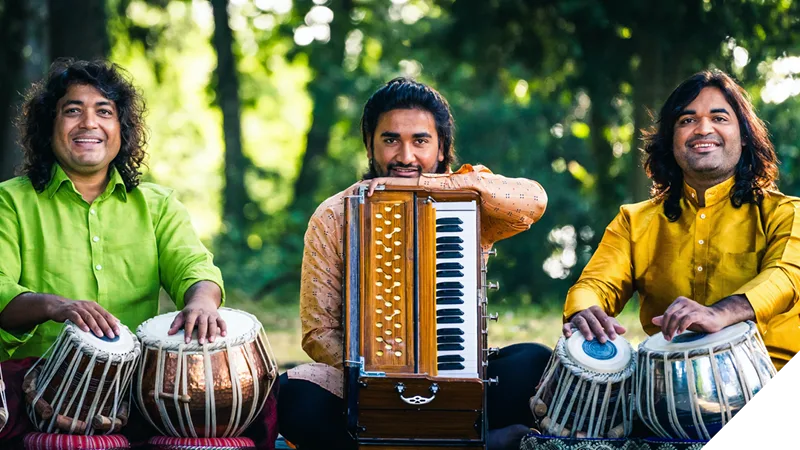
[343,185,499,449]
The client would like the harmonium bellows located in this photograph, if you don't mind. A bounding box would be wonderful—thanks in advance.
[343,185,493,449]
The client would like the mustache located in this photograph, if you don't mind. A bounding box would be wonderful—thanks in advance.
[386,162,422,173]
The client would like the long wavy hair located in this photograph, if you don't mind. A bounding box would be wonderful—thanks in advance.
[642,70,778,221]
[16,58,148,192]
[360,77,457,179]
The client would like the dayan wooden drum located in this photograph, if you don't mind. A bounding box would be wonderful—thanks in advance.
[635,321,776,440]
[134,308,277,438]
[530,332,636,438]
[24,321,140,434]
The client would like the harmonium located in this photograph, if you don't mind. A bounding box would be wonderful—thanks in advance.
[343,185,499,449]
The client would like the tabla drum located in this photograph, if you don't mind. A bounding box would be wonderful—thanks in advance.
[530,331,636,438]
[24,321,140,434]
[0,362,7,433]
[635,320,775,440]
[134,308,277,438]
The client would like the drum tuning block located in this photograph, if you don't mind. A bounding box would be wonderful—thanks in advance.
[483,312,499,322]
[483,249,498,257]
[483,347,500,356]
[483,377,499,386]
[487,281,500,290]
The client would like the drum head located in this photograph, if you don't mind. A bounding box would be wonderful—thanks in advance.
[564,332,632,373]
[640,321,750,352]
[67,321,136,355]
[137,307,260,349]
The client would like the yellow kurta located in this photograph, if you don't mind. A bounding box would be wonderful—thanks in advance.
[564,177,800,370]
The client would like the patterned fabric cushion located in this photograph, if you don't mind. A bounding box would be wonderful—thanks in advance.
[148,436,257,450]
[519,433,706,450]
[23,433,130,450]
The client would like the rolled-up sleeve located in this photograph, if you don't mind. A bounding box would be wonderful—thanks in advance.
[0,192,35,357]
[155,192,225,309]
[734,199,800,334]
[419,164,548,245]
[563,210,633,321]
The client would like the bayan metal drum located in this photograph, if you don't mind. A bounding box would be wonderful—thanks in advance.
[635,321,775,440]
[24,321,140,434]
[531,331,636,438]
[134,308,277,438]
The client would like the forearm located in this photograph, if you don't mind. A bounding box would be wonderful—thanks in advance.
[0,292,62,332]
[711,294,756,327]
[183,281,222,308]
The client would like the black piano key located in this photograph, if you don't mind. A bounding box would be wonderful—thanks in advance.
[437,328,464,336]
[436,289,464,297]
[436,281,464,289]
[436,297,464,305]
[437,316,465,324]
[436,225,463,233]
[436,244,464,252]
[436,308,464,317]
[438,343,465,351]
[436,270,464,278]
[436,251,464,259]
[436,217,463,225]
[438,354,465,363]
[437,335,465,343]
[438,362,465,371]
[436,262,464,270]
[436,236,464,244]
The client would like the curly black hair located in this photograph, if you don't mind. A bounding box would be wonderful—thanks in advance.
[360,77,457,179]
[642,70,778,221]
[16,58,148,192]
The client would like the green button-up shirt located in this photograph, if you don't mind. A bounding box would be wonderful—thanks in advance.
[0,165,225,360]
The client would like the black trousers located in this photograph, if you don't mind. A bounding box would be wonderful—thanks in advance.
[278,342,552,450]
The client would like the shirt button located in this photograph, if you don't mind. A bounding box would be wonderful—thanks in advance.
[699,239,705,245]
[697,266,703,272]
[92,236,100,242]
[95,264,103,271]
[691,192,695,198]
[700,213,706,219]
[90,209,97,215]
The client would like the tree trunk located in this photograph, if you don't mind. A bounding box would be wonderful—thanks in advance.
[288,0,353,219]
[210,0,249,252]
[49,0,107,60]
[0,0,49,182]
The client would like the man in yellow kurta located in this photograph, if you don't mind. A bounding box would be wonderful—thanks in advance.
[563,70,800,370]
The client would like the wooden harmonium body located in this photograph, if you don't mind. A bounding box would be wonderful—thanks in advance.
[343,186,491,449]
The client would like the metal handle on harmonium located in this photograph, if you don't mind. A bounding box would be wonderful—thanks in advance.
[395,382,439,406]
[483,312,499,322]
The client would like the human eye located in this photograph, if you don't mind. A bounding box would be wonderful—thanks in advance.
[677,117,694,125]
[98,108,114,117]
[383,138,397,144]
[713,115,728,122]
[415,138,429,145]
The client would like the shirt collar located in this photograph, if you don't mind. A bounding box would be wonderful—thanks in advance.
[45,164,128,201]
[683,176,736,208]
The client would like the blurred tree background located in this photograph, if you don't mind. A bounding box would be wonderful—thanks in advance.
[2,0,800,366]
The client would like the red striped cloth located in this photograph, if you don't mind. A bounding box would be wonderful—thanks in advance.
[148,436,256,449]
[23,433,130,449]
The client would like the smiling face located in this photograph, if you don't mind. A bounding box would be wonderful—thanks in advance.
[368,108,443,178]
[672,87,743,187]
[51,83,121,178]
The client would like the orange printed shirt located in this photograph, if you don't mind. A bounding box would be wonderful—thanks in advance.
[289,165,547,396]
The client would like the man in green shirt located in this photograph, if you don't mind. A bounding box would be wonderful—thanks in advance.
[0,60,248,447]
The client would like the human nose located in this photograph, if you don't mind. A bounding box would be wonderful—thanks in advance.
[397,143,415,164]
[79,111,99,129]
[693,117,714,136]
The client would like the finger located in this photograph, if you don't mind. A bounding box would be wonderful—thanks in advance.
[613,321,627,335]
[652,315,664,327]
[183,311,200,343]
[81,310,103,338]
[573,316,593,341]
[168,312,185,336]
[218,316,227,337]
[69,311,90,333]
[663,305,688,341]
[207,317,218,343]
[600,316,618,340]
[660,302,683,339]
[676,311,699,336]
[583,313,608,343]
[197,314,209,344]
[368,179,379,196]
[93,304,119,337]
[89,308,115,339]
[562,323,573,338]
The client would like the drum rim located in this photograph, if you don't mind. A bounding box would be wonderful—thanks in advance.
[62,321,141,362]
[637,320,757,358]
[136,307,264,351]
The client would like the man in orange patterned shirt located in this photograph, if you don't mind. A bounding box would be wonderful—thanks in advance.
[278,78,551,450]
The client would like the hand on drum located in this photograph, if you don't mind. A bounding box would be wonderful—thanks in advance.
[49,297,121,338]
[168,300,227,344]
[652,296,724,341]
[563,305,626,343]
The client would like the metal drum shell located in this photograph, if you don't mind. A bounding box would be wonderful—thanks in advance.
[635,321,776,440]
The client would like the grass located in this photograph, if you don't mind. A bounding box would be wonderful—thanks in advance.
[160,292,649,371]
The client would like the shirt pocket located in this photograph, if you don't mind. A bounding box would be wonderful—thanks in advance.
[719,251,759,296]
